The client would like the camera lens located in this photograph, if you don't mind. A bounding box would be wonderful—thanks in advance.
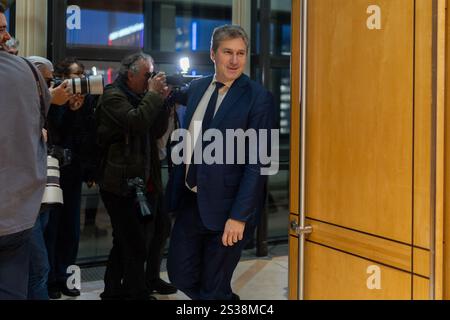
[69,75,104,95]
[41,156,64,207]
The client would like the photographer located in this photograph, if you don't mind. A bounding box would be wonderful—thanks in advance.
[44,57,98,299]
[27,56,72,107]
[25,56,71,300]
[96,52,172,300]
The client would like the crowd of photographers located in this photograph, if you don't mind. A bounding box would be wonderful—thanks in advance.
[0,3,178,300]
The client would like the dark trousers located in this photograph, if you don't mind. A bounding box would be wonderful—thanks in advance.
[145,193,171,285]
[28,211,50,300]
[0,229,32,300]
[167,190,255,300]
[45,164,82,290]
[100,190,152,300]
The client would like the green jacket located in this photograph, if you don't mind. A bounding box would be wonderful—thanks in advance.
[96,81,168,197]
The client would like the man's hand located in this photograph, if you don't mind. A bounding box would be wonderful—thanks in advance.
[50,81,71,106]
[148,72,170,99]
[68,93,85,111]
[222,219,246,247]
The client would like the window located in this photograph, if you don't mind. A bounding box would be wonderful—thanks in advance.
[66,0,232,53]
[67,8,144,48]
[252,0,291,241]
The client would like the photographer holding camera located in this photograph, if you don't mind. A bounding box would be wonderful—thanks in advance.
[44,57,100,299]
[96,52,173,300]
[24,56,72,300]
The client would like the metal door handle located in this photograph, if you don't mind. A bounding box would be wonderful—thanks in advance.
[290,220,313,236]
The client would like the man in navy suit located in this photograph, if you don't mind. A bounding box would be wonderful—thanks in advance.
[167,25,275,300]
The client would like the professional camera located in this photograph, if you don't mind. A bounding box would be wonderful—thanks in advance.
[40,156,64,212]
[48,145,72,168]
[127,177,152,218]
[167,74,200,89]
[150,71,199,90]
[53,75,104,95]
[40,146,71,212]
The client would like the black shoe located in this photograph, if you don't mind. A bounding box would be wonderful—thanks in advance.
[231,293,240,300]
[61,287,81,297]
[148,278,178,295]
[48,289,61,300]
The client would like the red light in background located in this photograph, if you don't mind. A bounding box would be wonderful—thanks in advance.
[107,68,112,84]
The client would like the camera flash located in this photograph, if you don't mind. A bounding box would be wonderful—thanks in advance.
[179,57,190,74]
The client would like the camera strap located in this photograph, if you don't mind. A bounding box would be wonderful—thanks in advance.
[22,58,47,130]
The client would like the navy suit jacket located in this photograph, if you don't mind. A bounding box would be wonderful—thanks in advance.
[168,74,276,231]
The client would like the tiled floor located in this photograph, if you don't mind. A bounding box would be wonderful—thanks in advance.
[65,244,288,300]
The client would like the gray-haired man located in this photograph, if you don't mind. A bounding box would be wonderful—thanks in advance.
[96,52,175,300]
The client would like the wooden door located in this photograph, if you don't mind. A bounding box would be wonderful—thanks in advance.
[289,0,446,300]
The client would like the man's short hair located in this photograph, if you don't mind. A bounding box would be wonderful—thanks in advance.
[0,3,6,14]
[210,25,249,53]
[119,52,153,78]
[54,57,85,78]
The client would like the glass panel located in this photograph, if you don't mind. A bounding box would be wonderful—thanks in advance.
[267,67,290,240]
[254,66,290,240]
[254,0,291,56]
[147,0,232,52]
[175,16,230,52]
[78,184,111,263]
[66,0,144,48]
[66,0,232,52]
[270,68,291,139]
[270,0,291,56]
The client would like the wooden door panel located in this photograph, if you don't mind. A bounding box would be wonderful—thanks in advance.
[306,219,412,272]
[304,242,412,300]
[306,0,414,243]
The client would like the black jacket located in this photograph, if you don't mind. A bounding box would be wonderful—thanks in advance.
[96,78,169,197]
